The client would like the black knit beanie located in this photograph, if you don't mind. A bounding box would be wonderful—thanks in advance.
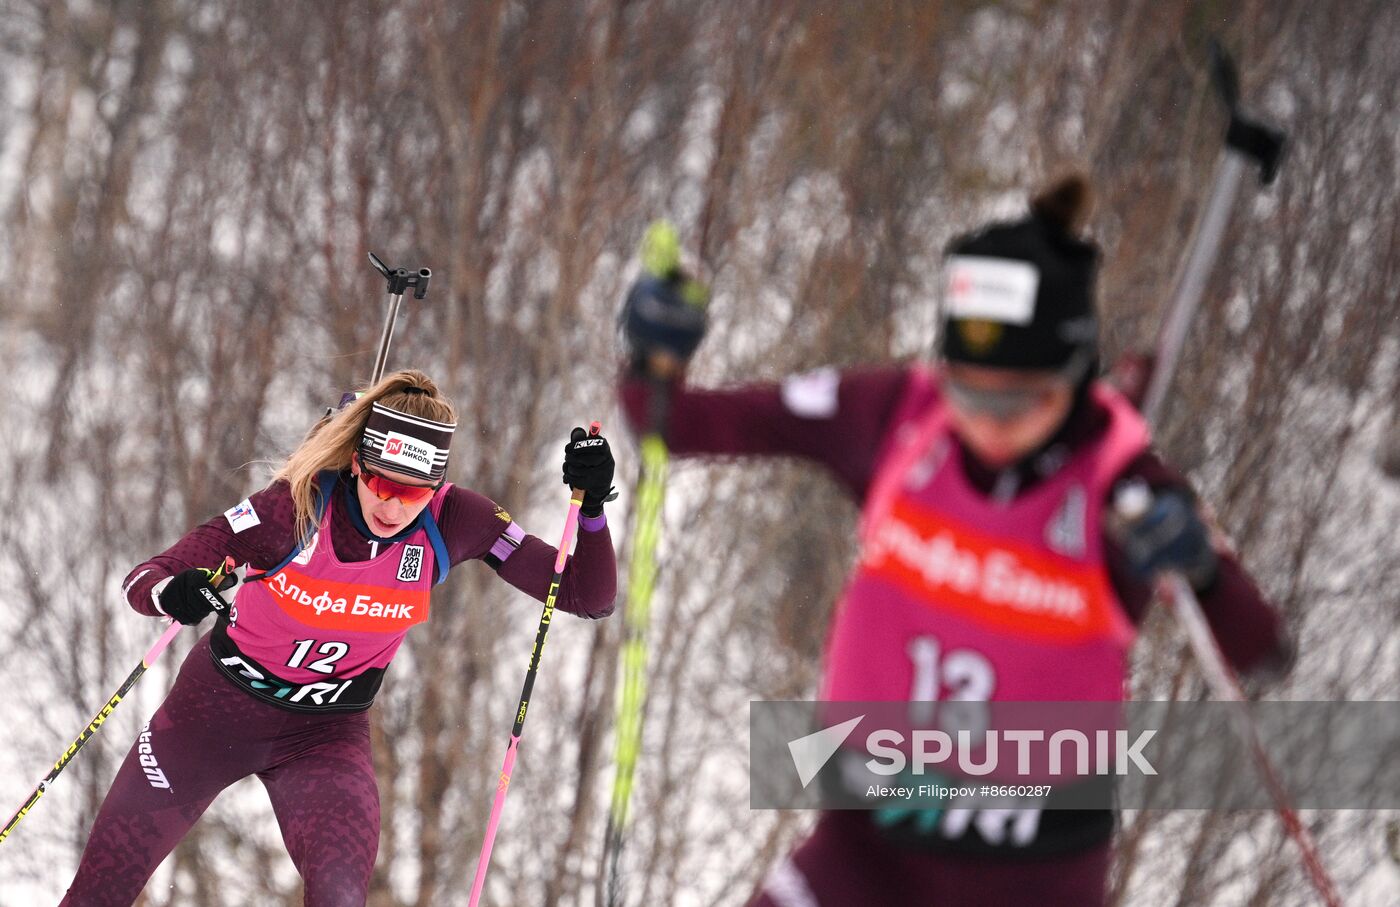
[940,175,1100,372]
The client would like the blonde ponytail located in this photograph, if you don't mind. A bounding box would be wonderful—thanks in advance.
[276,370,457,541]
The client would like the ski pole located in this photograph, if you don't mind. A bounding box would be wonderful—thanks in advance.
[600,221,703,906]
[601,420,668,907]
[1116,490,1342,905]
[468,424,599,907]
[1,556,235,845]
[1130,41,1342,907]
[1137,39,1284,424]
[1163,584,1341,907]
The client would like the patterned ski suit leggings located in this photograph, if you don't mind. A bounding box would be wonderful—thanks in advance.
[61,634,379,907]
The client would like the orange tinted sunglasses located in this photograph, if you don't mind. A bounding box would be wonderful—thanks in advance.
[355,456,439,504]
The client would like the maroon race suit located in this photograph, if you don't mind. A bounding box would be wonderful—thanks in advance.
[621,365,1287,907]
[62,472,615,906]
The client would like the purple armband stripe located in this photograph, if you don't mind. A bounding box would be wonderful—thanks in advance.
[488,522,526,563]
[579,512,607,533]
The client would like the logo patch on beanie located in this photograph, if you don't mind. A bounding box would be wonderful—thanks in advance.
[946,256,1039,326]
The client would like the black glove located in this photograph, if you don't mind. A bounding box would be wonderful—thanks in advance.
[620,273,709,374]
[158,566,237,626]
[563,426,617,517]
[1113,486,1218,591]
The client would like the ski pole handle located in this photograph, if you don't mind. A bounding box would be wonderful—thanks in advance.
[1209,39,1286,185]
[207,555,235,587]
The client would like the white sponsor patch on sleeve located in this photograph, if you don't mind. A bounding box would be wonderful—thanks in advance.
[781,367,840,419]
[224,499,262,534]
[945,255,1039,326]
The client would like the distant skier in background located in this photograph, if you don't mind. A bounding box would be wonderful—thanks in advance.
[618,177,1291,906]
[63,369,618,906]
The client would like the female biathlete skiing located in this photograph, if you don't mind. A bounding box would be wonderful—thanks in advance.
[619,177,1292,906]
[62,369,618,906]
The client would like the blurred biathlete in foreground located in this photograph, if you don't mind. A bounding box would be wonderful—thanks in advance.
[62,370,618,906]
[619,178,1291,906]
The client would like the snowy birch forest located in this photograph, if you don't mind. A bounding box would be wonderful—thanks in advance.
[0,1,1397,904]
